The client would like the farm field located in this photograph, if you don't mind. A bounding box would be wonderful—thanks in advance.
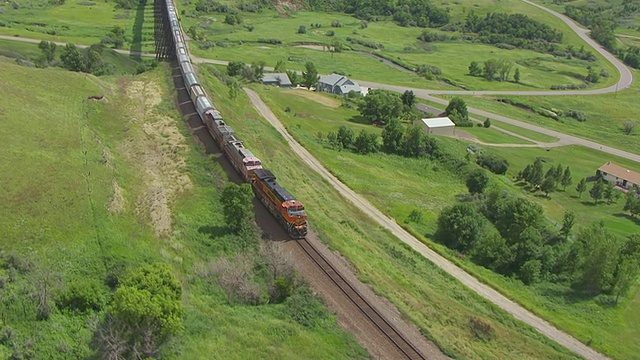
[180,0,618,90]
[249,84,640,359]
[0,59,367,359]
[197,66,581,359]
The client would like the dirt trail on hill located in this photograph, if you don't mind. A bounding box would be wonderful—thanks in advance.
[244,88,610,360]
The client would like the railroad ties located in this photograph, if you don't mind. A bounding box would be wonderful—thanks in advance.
[297,238,427,360]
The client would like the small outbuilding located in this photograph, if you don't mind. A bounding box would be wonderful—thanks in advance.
[421,117,455,136]
[261,73,292,88]
[597,161,640,191]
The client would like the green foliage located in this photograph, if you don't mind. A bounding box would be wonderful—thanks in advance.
[114,0,141,10]
[560,166,573,190]
[436,203,487,252]
[274,60,286,73]
[37,40,56,65]
[560,211,576,241]
[576,177,587,198]
[572,223,622,295]
[407,209,424,224]
[287,287,330,329]
[466,169,489,194]
[381,119,405,153]
[298,25,307,34]
[60,43,85,72]
[519,259,542,285]
[221,183,255,232]
[445,97,468,123]
[400,90,415,107]
[58,279,106,313]
[227,60,245,76]
[224,14,243,25]
[302,61,319,89]
[540,174,556,197]
[336,126,355,149]
[483,118,491,128]
[586,67,600,83]
[357,90,403,125]
[476,153,509,175]
[353,130,379,154]
[589,178,605,204]
[624,188,640,216]
[513,68,521,83]
[469,61,482,76]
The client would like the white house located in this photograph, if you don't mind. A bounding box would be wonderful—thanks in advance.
[420,117,456,136]
[597,161,640,190]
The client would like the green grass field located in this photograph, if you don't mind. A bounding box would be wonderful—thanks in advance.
[0,59,368,359]
[248,84,640,359]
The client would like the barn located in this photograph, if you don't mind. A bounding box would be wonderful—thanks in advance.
[421,117,456,136]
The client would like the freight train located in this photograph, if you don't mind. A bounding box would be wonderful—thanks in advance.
[165,0,308,239]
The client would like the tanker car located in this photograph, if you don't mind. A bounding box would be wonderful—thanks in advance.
[164,0,308,238]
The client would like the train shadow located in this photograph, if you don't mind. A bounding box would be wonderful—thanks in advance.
[129,0,146,61]
[171,61,291,242]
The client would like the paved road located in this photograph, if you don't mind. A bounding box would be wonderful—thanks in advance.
[244,87,609,360]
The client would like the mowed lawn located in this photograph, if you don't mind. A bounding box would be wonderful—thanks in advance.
[249,84,640,359]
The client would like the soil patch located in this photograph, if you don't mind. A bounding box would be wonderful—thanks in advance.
[122,80,192,237]
[109,180,125,213]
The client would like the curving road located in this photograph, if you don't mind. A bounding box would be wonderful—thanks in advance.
[244,87,609,360]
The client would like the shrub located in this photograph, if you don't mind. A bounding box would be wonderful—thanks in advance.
[57,280,106,312]
[298,25,306,34]
[469,317,496,341]
[287,287,329,328]
[477,153,509,174]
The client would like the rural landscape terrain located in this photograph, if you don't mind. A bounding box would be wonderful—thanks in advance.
[0,0,639,358]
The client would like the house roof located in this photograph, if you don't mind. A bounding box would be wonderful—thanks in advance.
[319,73,359,88]
[262,73,292,86]
[599,162,640,185]
[340,84,361,94]
[421,117,455,128]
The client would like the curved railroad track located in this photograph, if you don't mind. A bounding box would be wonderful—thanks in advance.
[296,238,427,360]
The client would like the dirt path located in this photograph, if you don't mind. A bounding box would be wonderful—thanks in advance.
[244,87,610,360]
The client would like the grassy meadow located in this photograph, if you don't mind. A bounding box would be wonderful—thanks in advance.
[181,0,618,90]
[248,84,640,359]
[0,0,156,52]
[0,59,369,358]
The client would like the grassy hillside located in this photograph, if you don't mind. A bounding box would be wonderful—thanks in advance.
[248,84,640,359]
[0,59,367,359]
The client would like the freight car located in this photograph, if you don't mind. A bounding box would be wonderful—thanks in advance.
[164,0,308,238]
[251,169,308,238]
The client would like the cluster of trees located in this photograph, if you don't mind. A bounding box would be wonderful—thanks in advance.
[476,153,509,175]
[445,97,471,126]
[516,158,572,197]
[459,12,563,52]
[436,190,640,300]
[308,0,450,28]
[100,26,126,49]
[227,60,265,82]
[624,188,640,216]
[587,178,622,205]
[226,60,319,89]
[468,59,517,82]
[58,43,116,76]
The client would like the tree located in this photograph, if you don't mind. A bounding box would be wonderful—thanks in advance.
[589,179,605,204]
[573,223,622,295]
[483,118,491,128]
[560,211,576,241]
[604,182,621,204]
[221,183,255,232]
[469,61,482,76]
[337,126,355,149]
[38,40,57,64]
[357,90,403,124]
[483,58,499,80]
[298,25,307,34]
[519,259,542,285]
[445,97,469,123]
[302,61,319,89]
[623,189,640,216]
[477,153,509,175]
[560,166,573,190]
[622,120,638,135]
[586,67,600,83]
[529,158,544,187]
[251,61,265,81]
[274,60,286,73]
[554,164,564,183]
[513,67,521,83]
[576,177,587,198]
[540,175,556,197]
[353,130,379,154]
[436,203,487,252]
[227,61,245,76]
[497,58,513,82]
[229,80,241,99]
[401,90,416,107]
[466,169,490,194]
[381,119,405,154]
[286,70,300,87]
[111,264,184,358]
[60,43,86,72]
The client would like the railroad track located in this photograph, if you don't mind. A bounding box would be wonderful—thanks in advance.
[297,238,427,360]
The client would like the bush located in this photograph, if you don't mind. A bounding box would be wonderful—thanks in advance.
[57,280,106,312]
[287,287,329,328]
[477,153,509,174]
[298,25,306,34]
[469,317,496,341]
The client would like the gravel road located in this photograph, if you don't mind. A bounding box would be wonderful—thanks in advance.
[244,87,611,360]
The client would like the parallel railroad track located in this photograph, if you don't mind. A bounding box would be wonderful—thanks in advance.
[296,238,427,360]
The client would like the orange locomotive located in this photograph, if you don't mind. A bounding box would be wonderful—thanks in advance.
[251,169,308,239]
